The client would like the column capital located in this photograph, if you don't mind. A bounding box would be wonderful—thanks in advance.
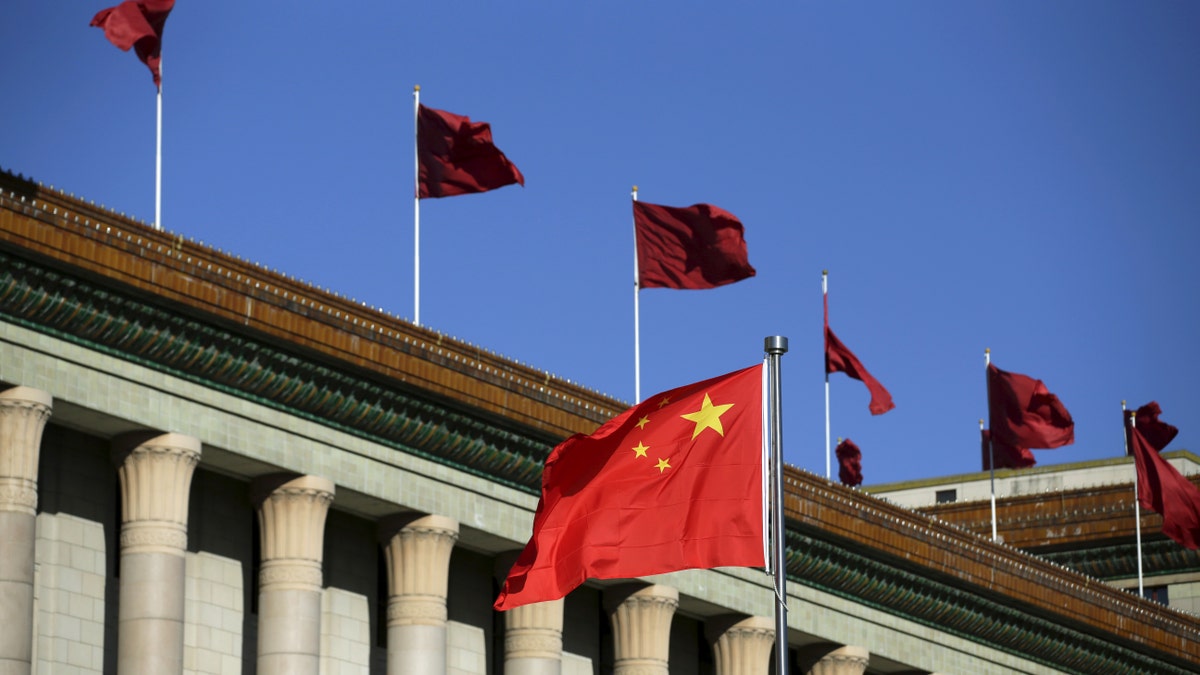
[0,386,52,514]
[252,473,335,567]
[503,598,564,662]
[605,584,678,675]
[798,643,869,675]
[706,615,775,675]
[379,512,458,627]
[112,432,201,555]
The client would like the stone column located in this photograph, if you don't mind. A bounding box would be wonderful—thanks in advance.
[252,474,335,675]
[797,643,869,675]
[112,432,202,675]
[379,513,459,675]
[604,584,678,675]
[503,598,564,675]
[0,387,51,675]
[705,615,774,675]
[495,551,563,675]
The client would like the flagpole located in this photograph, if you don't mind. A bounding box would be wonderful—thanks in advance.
[413,85,421,326]
[1125,402,1144,597]
[764,335,789,675]
[823,270,831,480]
[632,185,641,403]
[985,348,997,542]
[154,59,163,231]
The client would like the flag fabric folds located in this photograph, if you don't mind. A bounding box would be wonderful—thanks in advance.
[835,438,863,487]
[633,201,756,290]
[986,364,1074,450]
[824,295,894,415]
[980,428,1036,471]
[1127,419,1200,550]
[494,364,765,611]
[1131,401,1179,454]
[417,104,525,199]
[90,0,174,87]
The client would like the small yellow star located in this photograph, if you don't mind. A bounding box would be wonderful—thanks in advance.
[655,457,671,473]
[635,416,650,430]
[680,393,734,440]
[657,396,671,409]
[632,442,649,458]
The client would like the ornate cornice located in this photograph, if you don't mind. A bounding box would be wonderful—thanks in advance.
[785,526,1197,675]
[1039,539,1200,581]
[0,250,554,493]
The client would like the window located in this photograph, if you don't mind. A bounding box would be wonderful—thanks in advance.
[1142,585,1169,606]
[935,489,957,504]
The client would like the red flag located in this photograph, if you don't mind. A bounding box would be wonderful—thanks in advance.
[980,428,1036,471]
[494,365,765,611]
[824,295,894,415]
[417,104,525,199]
[1129,423,1200,549]
[986,364,1074,450]
[835,438,863,487]
[633,201,756,290]
[90,0,174,87]
[1130,401,1179,454]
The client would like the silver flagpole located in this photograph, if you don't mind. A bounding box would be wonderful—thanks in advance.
[823,270,831,480]
[632,186,641,403]
[985,348,998,542]
[413,85,422,326]
[764,335,789,675]
[154,58,163,231]
[1125,402,1145,597]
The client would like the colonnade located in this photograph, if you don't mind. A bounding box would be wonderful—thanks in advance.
[0,384,882,675]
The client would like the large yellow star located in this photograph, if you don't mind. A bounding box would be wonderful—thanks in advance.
[632,442,649,458]
[680,393,734,440]
[655,458,671,473]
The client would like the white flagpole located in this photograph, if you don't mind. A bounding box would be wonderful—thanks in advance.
[632,185,641,403]
[1125,402,1145,597]
[764,335,789,675]
[154,59,163,231]
[413,85,421,326]
[985,348,998,542]
[823,270,831,480]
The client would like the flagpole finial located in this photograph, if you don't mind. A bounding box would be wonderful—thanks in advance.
[764,335,788,355]
[985,347,990,354]
[1122,399,1127,407]
[632,185,638,193]
[822,269,828,276]
[414,84,420,92]
[979,419,984,427]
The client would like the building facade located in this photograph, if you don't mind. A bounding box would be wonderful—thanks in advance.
[867,453,1200,616]
[2,169,1198,674]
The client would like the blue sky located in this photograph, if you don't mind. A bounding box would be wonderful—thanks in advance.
[3,2,1198,485]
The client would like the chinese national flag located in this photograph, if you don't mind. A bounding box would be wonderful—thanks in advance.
[824,295,894,415]
[417,104,525,198]
[633,201,756,290]
[1128,422,1200,550]
[980,429,1036,471]
[835,438,863,487]
[986,364,1074,450]
[90,0,174,87]
[494,365,765,611]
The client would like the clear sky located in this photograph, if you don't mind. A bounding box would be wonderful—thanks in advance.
[3,2,1198,485]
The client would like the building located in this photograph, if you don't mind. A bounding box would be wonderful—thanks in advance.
[2,168,1198,674]
[866,453,1200,614]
